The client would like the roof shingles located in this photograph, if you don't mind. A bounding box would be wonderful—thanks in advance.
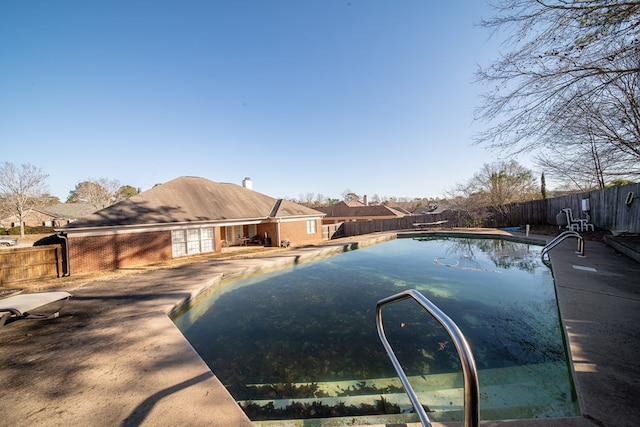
[61,176,322,229]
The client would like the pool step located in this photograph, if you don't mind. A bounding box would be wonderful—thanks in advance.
[242,362,577,424]
[244,381,572,418]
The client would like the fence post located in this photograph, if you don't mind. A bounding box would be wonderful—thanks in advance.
[56,245,63,278]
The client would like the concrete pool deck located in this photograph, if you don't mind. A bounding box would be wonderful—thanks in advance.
[0,230,638,427]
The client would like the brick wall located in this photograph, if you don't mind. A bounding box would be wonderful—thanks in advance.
[253,219,322,247]
[279,219,322,246]
[257,223,278,246]
[68,231,172,274]
[1,210,57,228]
[66,220,322,274]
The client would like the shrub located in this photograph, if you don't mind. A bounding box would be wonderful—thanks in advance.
[5,226,55,235]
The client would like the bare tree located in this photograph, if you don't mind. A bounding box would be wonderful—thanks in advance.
[443,191,486,227]
[67,178,124,210]
[302,192,316,206]
[534,64,640,189]
[475,0,640,167]
[448,161,539,223]
[0,162,49,237]
[534,127,635,191]
[471,161,538,211]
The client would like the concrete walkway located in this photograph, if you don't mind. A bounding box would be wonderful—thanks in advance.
[0,231,638,427]
[546,234,640,427]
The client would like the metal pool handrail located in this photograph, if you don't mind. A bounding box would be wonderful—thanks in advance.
[376,289,480,427]
[540,230,585,261]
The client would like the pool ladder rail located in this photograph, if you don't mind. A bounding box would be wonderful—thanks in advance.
[376,289,480,427]
[540,230,585,264]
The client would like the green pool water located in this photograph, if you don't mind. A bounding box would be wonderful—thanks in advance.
[172,236,579,424]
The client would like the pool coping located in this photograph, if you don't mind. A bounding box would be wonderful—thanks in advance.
[0,230,638,427]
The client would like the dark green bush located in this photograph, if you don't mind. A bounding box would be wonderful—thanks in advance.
[5,226,55,235]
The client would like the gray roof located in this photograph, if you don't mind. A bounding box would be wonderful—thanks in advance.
[411,204,448,215]
[315,201,407,218]
[61,176,323,229]
[42,203,97,219]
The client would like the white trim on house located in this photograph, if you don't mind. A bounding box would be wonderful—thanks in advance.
[269,215,324,223]
[57,218,267,237]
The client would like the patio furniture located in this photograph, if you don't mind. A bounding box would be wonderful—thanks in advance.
[563,208,594,232]
[412,220,449,229]
[0,291,72,327]
[561,209,580,231]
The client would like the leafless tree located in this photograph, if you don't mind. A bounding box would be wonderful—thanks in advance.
[471,161,538,211]
[67,177,123,210]
[534,61,640,189]
[300,192,315,206]
[0,162,49,237]
[447,161,539,222]
[475,0,640,174]
[312,193,329,206]
[535,122,638,191]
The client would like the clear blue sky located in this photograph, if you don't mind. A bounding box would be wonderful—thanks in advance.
[1,1,531,202]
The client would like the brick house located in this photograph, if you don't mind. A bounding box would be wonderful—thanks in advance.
[315,200,408,224]
[1,203,96,229]
[57,176,325,275]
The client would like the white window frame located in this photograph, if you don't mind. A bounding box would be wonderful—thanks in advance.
[171,227,215,257]
[306,219,316,234]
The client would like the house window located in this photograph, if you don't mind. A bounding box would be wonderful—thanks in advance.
[186,229,200,254]
[201,227,214,252]
[306,219,316,234]
[172,227,214,257]
[172,230,187,257]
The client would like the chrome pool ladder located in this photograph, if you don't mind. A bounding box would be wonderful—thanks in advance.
[376,289,480,427]
[540,230,585,263]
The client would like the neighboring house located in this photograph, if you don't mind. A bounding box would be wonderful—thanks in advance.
[389,206,413,216]
[1,203,96,229]
[56,176,325,275]
[315,200,408,224]
[411,204,448,216]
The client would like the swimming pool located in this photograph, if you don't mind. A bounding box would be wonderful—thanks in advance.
[172,235,579,424]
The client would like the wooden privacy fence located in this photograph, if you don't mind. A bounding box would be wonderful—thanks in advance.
[492,182,639,233]
[545,183,639,233]
[342,214,458,237]
[322,223,345,240]
[339,183,639,239]
[0,245,64,285]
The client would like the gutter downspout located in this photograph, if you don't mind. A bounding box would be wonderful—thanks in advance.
[269,199,284,247]
[276,218,281,248]
[57,232,70,277]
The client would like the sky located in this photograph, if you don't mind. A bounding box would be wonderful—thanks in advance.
[1,0,532,202]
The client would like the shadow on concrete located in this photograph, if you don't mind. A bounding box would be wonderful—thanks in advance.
[121,371,213,426]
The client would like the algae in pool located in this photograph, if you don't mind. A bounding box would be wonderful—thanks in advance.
[173,237,579,422]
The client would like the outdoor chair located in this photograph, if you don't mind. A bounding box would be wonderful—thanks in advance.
[563,208,594,232]
[561,209,580,231]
